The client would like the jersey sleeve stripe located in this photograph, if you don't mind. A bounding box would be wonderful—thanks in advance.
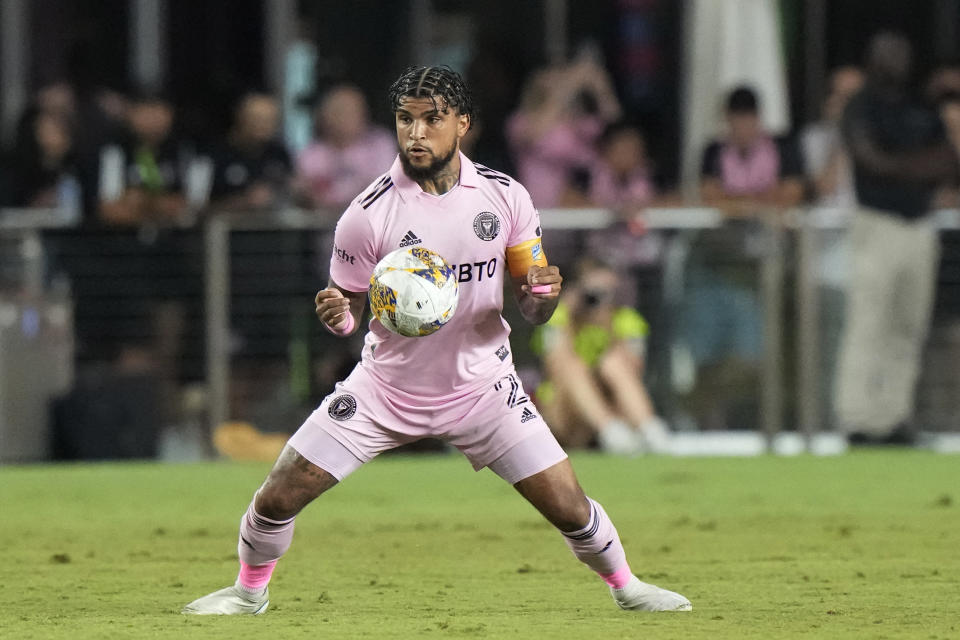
[360,175,391,204]
[361,178,394,209]
[473,162,511,185]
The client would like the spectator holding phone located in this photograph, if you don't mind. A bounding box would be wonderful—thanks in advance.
[532,258,670,455]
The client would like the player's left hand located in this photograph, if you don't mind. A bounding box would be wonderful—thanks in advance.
[522,264,562,298]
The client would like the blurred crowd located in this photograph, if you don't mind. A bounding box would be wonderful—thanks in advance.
[0,83,399,223]
[0,48,676,226]
[5,44,958,233]
[4,31,960,457]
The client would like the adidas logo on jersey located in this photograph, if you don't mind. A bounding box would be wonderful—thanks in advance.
[399,230,422,247]
[520,407,537,423]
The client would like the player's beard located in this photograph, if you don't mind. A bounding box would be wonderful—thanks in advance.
[400,142,458,182]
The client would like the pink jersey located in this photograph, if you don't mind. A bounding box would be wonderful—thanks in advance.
[329,152,543,400]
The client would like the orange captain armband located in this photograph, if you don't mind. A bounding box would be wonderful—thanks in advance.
[506,238,548,278]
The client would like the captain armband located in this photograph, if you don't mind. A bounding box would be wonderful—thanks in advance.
[506,238,548,278]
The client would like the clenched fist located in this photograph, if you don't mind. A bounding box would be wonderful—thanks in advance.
[315,288,352,332]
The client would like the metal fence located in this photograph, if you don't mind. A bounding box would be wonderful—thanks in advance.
[2,205,960,460]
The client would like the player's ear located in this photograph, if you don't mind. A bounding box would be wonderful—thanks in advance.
[458,113,470,137]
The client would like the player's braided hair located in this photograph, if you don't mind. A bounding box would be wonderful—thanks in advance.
[388,66,477,124]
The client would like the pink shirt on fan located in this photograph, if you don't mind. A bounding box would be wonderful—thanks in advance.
[588,165,655,209]
[505,112,604,207]
[297,127,397,207]
[718,136,781,195]
[329,152,543,400]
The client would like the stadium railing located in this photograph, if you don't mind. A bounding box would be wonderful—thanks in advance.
[201,206,960,453]
[0,208,76,462]
[3,205,960,460]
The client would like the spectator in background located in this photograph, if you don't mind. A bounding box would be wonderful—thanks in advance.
[800,65,865,430]
[700,86,805,215]
[589,122,656,211]
[506,48,622,208]
[681,86,805,431]
[532,258,671,455]
[97,93,189,226]
[584,122,673,274]
[20,80,132,221]
[836,32,958,445]
[210,92,292,210]
[802,67,865,207]
[34,80,129,160]
[3,106,82,214]
[295,84,396,210]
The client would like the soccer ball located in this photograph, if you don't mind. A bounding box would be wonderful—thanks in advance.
[368,247,459,337]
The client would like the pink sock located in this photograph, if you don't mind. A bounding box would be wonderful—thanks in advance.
[561,497,633,587]
[237,560,277,592]
[599,566,634,589]
[237,501,296,565]
[234,500,295,592]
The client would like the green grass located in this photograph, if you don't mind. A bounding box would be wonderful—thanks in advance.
[1,451,958,639]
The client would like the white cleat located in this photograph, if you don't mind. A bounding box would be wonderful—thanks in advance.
[181,583,269,615]
[611,575,692,612]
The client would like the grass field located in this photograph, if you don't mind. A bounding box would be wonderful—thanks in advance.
[1,450,958,639]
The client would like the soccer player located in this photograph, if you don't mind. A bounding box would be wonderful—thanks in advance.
[182,66,691,616]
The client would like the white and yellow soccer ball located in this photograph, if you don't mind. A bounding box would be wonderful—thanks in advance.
[368,247,459,337]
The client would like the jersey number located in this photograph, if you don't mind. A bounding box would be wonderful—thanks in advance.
[494,373,529,408]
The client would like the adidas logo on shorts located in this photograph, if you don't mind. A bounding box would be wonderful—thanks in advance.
[520,407,537,423]
[399,230,422,247]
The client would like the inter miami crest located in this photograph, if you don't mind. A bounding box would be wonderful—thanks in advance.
[473,212,500,241]
[328,394,357,421]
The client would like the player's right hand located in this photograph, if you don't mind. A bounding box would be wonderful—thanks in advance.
[315,288,352,331]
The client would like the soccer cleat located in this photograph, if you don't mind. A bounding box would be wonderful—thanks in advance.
[181,583,269,615]
[611,575,692,612]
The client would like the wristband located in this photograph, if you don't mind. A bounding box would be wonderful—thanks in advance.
[327,312,356,336]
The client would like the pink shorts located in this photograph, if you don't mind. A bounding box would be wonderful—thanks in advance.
[288,363,567,483]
